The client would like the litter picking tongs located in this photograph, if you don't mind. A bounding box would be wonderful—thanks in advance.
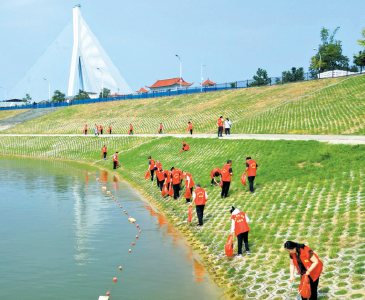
[287,281,294,300]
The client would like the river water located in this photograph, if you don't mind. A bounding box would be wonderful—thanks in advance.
[0,157,223,300]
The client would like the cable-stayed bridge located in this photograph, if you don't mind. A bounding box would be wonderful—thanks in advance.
[7,5,132,102]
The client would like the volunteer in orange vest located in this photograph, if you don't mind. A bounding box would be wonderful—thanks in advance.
[109,125,112,134]
[163,169,172,191]
[182,171,195,203]
[100,125,103,135]
[285,241,323,300]
[246,156,258,193]
[102,145,107,160]
[217,116,224,137]
[171,167,181,200]
[191,184,208,226]
[159,123,163,134]
[182,141,190,151]
[84,124,88,135]
[188,121,193,135]
[221,160,233,198]
[147,156,156,182]
[129,124,133,135]
[112,152,119,169]
[210,168,222,186]
[155,161,165,191]
[175,168,183,189]
[230,206,251,257]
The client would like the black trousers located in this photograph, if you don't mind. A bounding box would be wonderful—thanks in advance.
[190,129,193,135]
[100,129,103,134]
[150,169,154,181]
[225,128,230,135]
[129,130,133,135]
[103,152,107,159]
[237,231,249,254]
[109,130,112,134]
[157,179,164,191]
[113,161,117,169]
[159,129,162,134]
[185,187,193,202]
[221,181,230,197]
[173,184,180,199]
[196,205,205,225]
[248,176,255,192]
[84,130,87,135]
[211,178,215,185]
[301,276,319,300]
[218,126,223,137]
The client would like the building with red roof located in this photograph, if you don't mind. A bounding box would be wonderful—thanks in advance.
[202,79,216,87]
[136,87,149,94]
[146,78,193,92]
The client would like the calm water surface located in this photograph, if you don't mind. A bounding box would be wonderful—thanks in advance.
[0,157,223,299]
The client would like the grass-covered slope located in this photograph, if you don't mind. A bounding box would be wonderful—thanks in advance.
[5,76,358,135]
[0,109,30,121]
[1,135,364,299]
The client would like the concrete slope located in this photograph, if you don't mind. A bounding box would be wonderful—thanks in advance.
[0,107,63,131]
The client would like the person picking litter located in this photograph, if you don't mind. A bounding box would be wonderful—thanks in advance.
[230,206,251,257]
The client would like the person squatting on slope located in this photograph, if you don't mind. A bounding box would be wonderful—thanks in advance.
[191,184,208,226]
[84,124,87,135]
[246,157,258,193]
[210,168,222,186]
[113,152,119,169]
[284,241,323,300]
[129,124,133,135]
[171,167,181,200]
[221,160,233,198]
[217,116,224,137]
[188,121,193,135]
[225,118,232,135]
[102,145,107,160]
[148,156,155,181]
[182,170,195,203]
[182,141,190,152]
[230,206,251,257]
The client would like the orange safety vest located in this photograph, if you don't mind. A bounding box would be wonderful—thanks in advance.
[84,126,87,130]
[221,164,232,182]
[194,187,207,205]
[183,143,190,150]
[156,169,165,181]
[185,172,195,188]
[96,125,99,130]
[188,123,193,130]
[113,154,118,161]
[102,146,107,153]
[210,168,221,178]
[159,124,163,129]
[291,246,323,282]
[231,212,250,236]
[149,159,155,170]
[130,125,133,130]
[171,169,181,185]
[163,170,171,182]
[217,118,223,127]
[156,162,162,171]
[247,159,257,177]
[100,125,103,130]
[109,126,112,131]
[175,169,183,181]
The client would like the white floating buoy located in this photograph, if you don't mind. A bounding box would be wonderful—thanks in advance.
[102,187,107,191]
[107,191,111,194]
[128,217,136,223]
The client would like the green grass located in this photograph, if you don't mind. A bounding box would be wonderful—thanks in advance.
[1,136,365,298]
[0,109,30,121]
[7,75,365,135]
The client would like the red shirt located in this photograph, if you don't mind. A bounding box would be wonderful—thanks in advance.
[130,125,133,130]
[231,212,250,236]
[171,170,181,185]
[113,154,118,161]
[188,123,193,130]
[102,146,107,153]
[183,143,190,150]
[149,159,155,170]
[291,246,323,282]
[217,118,223,127]
[194,187,207,205]
[221,164,232,182]
[156,169,165,181]
[84,126,87,130]
[246,159,257,177]
[210,168,221,178]
[159,124,163,129]
[185,172,195,188]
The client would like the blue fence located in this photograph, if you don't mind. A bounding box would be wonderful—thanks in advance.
[1,70,362,111]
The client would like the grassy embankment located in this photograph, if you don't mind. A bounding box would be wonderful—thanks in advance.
[0,135,364,299]
[5,75,365,135]
[0,109,29,121]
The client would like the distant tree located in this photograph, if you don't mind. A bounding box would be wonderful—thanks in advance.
[249,68,270,87]
[73,90,90,101]
[230,82,236,88]
[99,88,111,98]
[353,29,365,72]
[281,67,305,83]
[309,27,349,78]
[51,90,66,103]
[22,93,32,103]
[357,28,365,48]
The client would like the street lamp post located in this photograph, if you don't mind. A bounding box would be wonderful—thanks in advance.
[43,78,50,102]
[175,55,181,89]
[313,48,322,78]
[97,68,103,98]
[201,64,207,92]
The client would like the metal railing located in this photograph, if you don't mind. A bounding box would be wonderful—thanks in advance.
[1,69,363,111]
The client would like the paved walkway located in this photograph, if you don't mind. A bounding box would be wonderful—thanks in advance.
[1,133,365,145]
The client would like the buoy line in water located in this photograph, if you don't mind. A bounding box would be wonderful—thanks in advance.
[55,161,142,298]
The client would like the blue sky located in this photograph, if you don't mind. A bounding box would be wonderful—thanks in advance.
[0,0,364,99]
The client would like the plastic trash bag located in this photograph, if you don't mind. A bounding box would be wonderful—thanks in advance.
[299,275,311,299]
[225,234,234,257]
[145,170,151,179]
[241,173,246,185]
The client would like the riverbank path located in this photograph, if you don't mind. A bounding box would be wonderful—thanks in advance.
[1,133,365,145]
